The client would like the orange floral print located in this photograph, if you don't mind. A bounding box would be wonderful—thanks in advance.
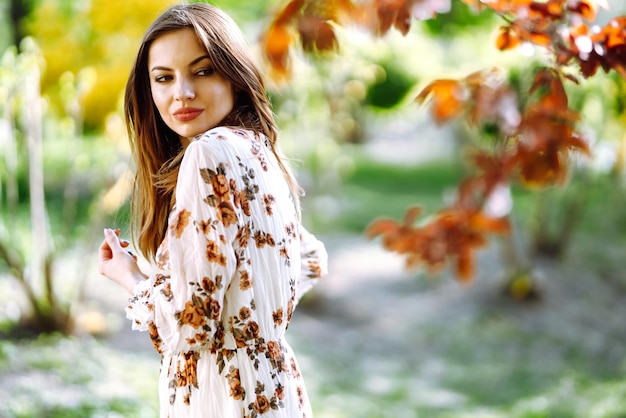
[177,300,206,328]
[254,394,271,414]
[239,190,252,216]
[285,222,296,239]
[297,386,305,408]
[266,233,276,247]
[254,230,266,248]
[244,321,260,339]
[267,341,284,367]
[307,260,323,278]
[212,172,230,199]
[198,218,217,235]
[239,270,252,291]
[186,331,208,345]
[291,358,301,379]
[171,209,191,238]
[239,307,251,320]
[161,282,173,302]
[235,224,251,248]
[206,240,227,265]
[204,297,221,320]
[201,277,217,294]
[229,378,245,400]
[217,201,238,227]
[263,194,276,216]
[148,321,163,354]
[287,299,294,323]
[176,350,199,388]
[275,383,285,401]
[272,308,283,326]
[227,366,245,400]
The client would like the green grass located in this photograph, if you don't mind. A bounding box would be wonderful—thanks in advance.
[4,150,626,417]
[0,334,159,418]
[310,157,464,234]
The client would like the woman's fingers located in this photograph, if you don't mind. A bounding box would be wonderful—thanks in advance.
[103,228,121,250]
[103,228,138,260]
[98,237,113,262]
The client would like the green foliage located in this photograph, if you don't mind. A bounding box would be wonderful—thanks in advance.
[422,0,497,38]
[364,57,416,110]
[0,0,13,51]
[310,156,462,234]
[0,36,130,334]
[24,0,176,129]
[20,0,283,130]
[209,0,280,25]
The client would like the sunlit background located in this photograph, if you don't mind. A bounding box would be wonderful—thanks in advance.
[2,0,626,417]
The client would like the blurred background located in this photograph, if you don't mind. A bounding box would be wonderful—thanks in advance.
[2,0,626,417]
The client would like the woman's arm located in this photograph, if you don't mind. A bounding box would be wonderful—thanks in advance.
[125,137,238,356]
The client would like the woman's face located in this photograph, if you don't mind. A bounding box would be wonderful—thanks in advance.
[148,28,235,142]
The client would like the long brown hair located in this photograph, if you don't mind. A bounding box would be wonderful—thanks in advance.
[124,3,300,260]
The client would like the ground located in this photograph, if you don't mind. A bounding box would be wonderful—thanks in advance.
[1,231,626,417]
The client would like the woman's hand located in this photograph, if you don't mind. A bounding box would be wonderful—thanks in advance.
[98,228,146,294]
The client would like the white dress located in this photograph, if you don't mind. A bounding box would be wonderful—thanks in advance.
[125,127,327,418]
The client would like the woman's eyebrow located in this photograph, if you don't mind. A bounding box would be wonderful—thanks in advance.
[189,55,211,66]
[150,55,212,72]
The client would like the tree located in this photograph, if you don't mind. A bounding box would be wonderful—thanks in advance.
[261,0,626,290]
[0,40,70,333]
[24,0,174,129]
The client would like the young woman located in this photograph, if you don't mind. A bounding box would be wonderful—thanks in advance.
[98,4,327,417]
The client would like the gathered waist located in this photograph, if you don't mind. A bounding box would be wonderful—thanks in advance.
[164,337,290,381]
[220,337,286,354]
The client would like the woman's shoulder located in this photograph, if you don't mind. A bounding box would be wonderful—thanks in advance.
[194,126,256,145]
[183,126,253,162]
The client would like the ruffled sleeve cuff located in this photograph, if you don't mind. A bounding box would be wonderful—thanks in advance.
[296,227,328,302]
[124,277,155,332]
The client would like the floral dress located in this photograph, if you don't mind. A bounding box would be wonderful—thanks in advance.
[126,127,327,418]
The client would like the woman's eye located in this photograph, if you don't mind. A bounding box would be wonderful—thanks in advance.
[154,75,171,83]
[197,67,215,76]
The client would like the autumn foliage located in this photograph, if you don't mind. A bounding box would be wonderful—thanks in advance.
[262,0,625,281]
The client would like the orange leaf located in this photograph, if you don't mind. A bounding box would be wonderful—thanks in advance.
[274,0,305,26]
[264,23,293,57]
[298,17,338,52]
[365,218,401,239]
[393,3,412,36]
[456,249,474,282]
[416,79,466,124]
[529,0,564,19]
[604,18,626,49]
[568,0,601,21]
[496,26,521,50]
[517,148,565,187]
[530,69,568,110]
[403,206,423,226]
[469,212,511,235]
[563,134,591,155]
[314,20,338,51]
[374,0,396,35]
[262,23,295,78]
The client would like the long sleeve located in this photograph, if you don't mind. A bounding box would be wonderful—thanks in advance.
[126,138,238,356]
[295,226,327,303]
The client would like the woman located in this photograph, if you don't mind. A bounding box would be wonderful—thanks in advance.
[98,3,327,417]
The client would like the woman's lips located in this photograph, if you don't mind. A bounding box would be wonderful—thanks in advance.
[173,108,203,122]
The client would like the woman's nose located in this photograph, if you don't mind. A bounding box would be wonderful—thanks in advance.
[174,78,195,101]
